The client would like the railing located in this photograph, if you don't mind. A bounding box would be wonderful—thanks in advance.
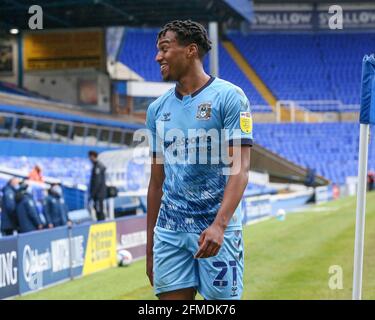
[0,91,144,125]
[275,100,360,123]
[251,105,273,113]
[0,111,134,147]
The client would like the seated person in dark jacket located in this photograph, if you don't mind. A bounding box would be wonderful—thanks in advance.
[1,177,20,236]
[15,182,43,233]
[43,183,71,228]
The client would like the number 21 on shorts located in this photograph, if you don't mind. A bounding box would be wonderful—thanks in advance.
[212,260,238,296]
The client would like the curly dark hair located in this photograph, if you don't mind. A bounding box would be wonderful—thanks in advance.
[158,20,212,59]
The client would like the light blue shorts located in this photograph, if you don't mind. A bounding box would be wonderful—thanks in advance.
[153,226,244,300]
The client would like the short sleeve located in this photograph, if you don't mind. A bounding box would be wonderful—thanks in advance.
[145,103,162,157]
[223,87,253,146]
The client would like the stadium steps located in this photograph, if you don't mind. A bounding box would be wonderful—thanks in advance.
[221,41,277,109]
[222,41,313,122]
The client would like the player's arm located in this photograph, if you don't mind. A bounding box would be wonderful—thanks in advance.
[215,145,250,229]
[195,86,253,259]
[146,155,164,285]
[195,145,250,259]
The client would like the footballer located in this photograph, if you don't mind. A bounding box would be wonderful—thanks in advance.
[146,20,253,300]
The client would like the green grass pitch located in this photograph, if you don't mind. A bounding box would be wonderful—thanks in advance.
[16,192,375,300]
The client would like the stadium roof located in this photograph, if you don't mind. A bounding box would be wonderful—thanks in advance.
[0,0,253,31]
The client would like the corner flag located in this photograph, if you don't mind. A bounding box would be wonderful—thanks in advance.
[359,54,375,125]
[353,54,375,300]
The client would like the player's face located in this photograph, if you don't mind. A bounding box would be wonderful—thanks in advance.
[156,31,190,81]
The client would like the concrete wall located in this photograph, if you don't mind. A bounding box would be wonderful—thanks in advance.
[23,70,111,112]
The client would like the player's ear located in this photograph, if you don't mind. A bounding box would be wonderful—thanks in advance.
[187,43,199,59]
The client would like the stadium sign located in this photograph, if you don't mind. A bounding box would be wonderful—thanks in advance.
[0,216,149,299]
[50,235,85,272]
[81,222,117,276]
[315,185,333,204]
[250,11,313,30]
[116,215,147,260]
[0,237,19,299]
[22,244,50,290]
[250,4,375,30]
[318,9,375,29]
[18,227,71,294]
[242,195,272,224]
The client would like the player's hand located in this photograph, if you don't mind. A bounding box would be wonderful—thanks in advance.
[146,253,154,286]
[194,223,224,259]
[48,223,54,229]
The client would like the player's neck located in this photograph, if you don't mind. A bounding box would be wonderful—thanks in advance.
[176,64,210,97]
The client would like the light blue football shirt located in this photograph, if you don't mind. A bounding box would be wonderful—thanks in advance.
[146,76,253,233]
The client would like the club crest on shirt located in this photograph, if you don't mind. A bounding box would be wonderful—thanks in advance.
[196,102,212,120]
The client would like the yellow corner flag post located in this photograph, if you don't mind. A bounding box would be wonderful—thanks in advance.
[353,54,375,300]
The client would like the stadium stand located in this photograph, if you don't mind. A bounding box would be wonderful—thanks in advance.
[0,100,140,148]
[117,28,271,111]
[253,123,375,185]
[219,40,270,110]
[228,32,375,111]
[116,29,375,113]
[0,157,91,186]
[117,29,161,82]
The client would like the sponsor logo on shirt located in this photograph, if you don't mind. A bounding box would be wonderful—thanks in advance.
[161,112,171,121]
[240,112,252,133]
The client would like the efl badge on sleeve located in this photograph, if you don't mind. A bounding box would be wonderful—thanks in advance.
[240,112,252,133]
[196,102,212,120]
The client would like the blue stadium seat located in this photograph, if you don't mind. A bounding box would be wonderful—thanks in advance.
[228,32,375,111]
[253,123,375,185]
